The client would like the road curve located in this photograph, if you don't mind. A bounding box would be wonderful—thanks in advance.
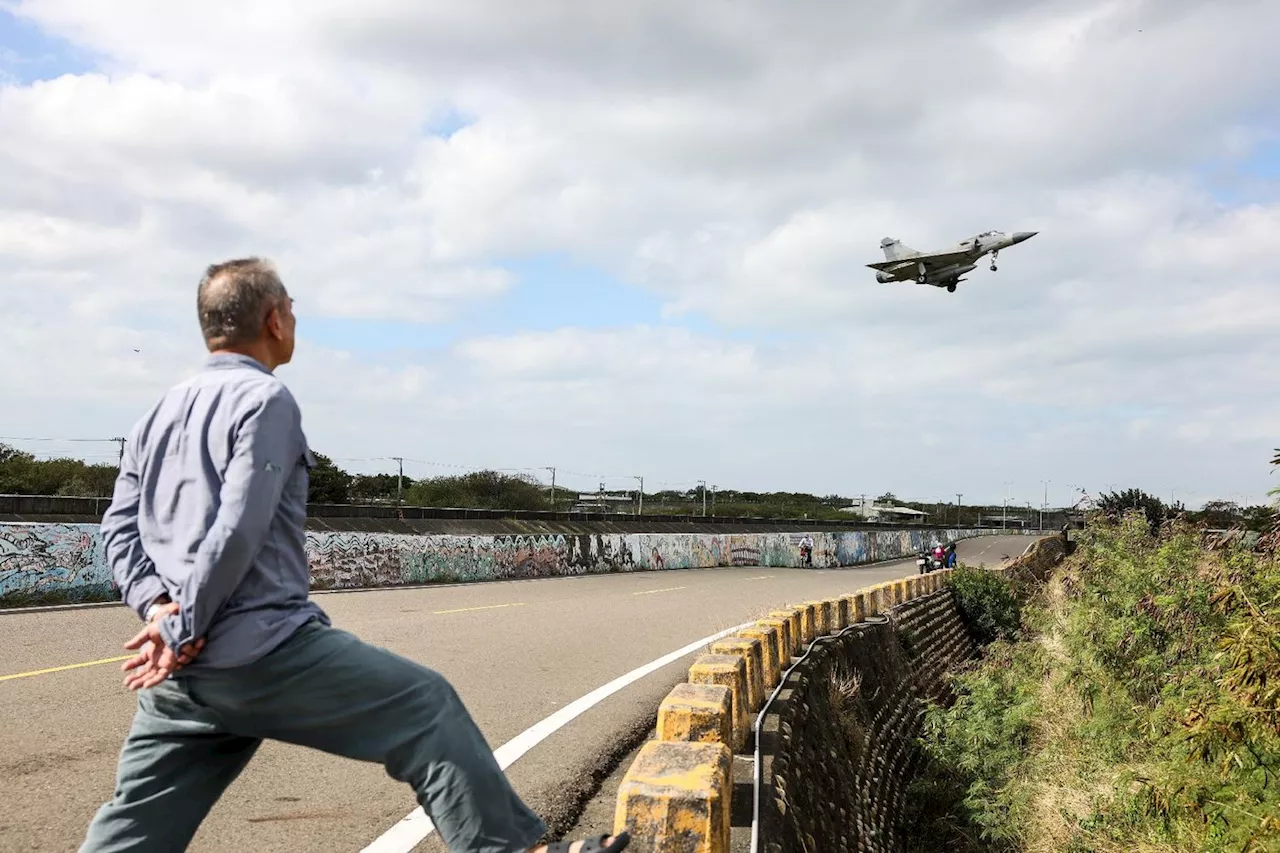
[0,535,1030,852]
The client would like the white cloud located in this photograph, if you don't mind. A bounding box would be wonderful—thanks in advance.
[1,0,1279,505]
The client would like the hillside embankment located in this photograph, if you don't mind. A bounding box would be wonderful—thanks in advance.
[903,516,1280,852]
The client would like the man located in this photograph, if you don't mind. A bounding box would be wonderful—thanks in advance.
[82,258,628,853]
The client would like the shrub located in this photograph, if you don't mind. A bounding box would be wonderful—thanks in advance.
[948,565,1022,644]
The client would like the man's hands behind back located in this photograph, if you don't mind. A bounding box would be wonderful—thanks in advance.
[120,602,207,691]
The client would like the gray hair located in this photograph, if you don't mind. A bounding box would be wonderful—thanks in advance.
[196,257,288,348]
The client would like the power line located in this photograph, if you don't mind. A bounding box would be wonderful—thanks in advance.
[0,436,120,443]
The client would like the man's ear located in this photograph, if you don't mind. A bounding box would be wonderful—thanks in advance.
[264,304,284,340]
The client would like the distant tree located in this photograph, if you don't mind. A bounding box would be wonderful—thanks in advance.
[307,452,353,504]
[1095,488,1169,535]
[404,470,550,511]
[350,473,413,502]
[1196,500,1244,529]
[0,442,119,497]
[875,492,899,506]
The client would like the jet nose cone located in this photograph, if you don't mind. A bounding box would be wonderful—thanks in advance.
[1012,231,1038,244]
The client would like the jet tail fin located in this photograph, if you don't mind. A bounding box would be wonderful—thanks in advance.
[880,237,916,261]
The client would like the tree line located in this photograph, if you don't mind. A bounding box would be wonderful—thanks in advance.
[0,441,1272,528]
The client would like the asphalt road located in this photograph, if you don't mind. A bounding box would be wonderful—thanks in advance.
[0,535,1029,853]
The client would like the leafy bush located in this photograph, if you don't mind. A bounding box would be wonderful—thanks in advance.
[948,565,1023,644]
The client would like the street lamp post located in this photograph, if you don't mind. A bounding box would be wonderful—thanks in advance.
[634,476,644,516]
[697,479,707,517]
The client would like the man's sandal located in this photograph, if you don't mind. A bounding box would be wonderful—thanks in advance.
[543,832,630,852]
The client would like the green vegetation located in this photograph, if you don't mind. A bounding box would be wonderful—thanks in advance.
[0,443,119,497]
[902,513,1280,853]
[948,564,1024,645]
[3,438,1273,527]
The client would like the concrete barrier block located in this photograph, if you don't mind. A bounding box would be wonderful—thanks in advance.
[826,597,848,632]
[804,599,831,636]
[614,739,732,853]
[847,591,869,621]
[738,624,781,689]
[870,584,890,612]
[657,683,733,746]
[756,616,792,664]
[710,637,764,713]
[769,608,802,655]
[689,654,749,751]
[788,602,816,645]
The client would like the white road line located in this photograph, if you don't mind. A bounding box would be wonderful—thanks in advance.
[358,621,751,853]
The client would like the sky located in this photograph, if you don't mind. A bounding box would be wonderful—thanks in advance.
[1,0,1278,510]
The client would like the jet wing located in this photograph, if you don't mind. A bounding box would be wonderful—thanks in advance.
[866,248,975,272]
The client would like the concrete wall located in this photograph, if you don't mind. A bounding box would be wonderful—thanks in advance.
[1,522,1008,606]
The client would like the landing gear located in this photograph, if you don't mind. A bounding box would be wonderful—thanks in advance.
[917,261,927,284]
[990,250,999,272]
[946,283,956,293]
[917,273,928,284]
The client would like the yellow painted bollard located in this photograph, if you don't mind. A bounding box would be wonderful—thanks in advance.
[738,625,781,689]
[657,683,733,746]
[710,636,764,713]
[787,603,816,645]
[756,617,791,666]
[769,609,802,655]
[615,740,732,853]
[689,654,749,751]
[894,578,909,605]
[826,597,847,632]
[805,600,832,636]
[845,591,868,622]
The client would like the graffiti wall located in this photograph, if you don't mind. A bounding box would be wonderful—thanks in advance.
[1,522,1010,605]
[0,524,113,605]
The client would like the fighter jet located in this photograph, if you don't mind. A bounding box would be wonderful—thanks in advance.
[867,230,1038,292]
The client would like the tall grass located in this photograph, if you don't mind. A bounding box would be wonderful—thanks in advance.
[902,512,1280,852]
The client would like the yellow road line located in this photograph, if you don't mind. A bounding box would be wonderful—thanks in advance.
[632,586,686,596]
[0,654,133,683]
[432,602,526,615]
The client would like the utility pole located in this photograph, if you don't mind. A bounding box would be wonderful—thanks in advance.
[390,456,404,506]
[956,493,962,525]
[1003,481,1011,530]
[111,436,125,466]
[545,467,556,510]
[634,476,644,516]
[698,479,707,517]
[1040,479,1049,531]
[711,484,717,518]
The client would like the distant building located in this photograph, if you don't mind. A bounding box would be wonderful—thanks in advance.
[571,492,635,514]
[840,497,929,523]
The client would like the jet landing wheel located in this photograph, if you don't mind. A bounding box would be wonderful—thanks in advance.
[990,264,998,272]
[947,283,956,292]
[917,273,927,284]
